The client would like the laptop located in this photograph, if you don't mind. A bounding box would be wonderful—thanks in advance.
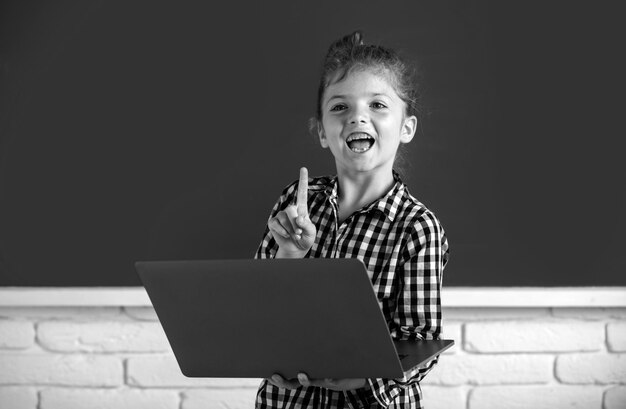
[135,258,454,379]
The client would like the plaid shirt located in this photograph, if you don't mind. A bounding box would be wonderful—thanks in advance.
[255,171,450,409]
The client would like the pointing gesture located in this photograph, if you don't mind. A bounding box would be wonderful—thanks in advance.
[268,167,317,258]
[296,167,309,221]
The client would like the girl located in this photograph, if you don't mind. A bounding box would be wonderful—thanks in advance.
[255,31,450,409]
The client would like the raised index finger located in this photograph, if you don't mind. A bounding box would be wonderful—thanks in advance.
[296,167,309,217]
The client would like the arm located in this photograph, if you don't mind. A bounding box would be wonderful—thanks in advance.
[347,211,450,406]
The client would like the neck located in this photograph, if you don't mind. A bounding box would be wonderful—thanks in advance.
[335,166,395,216]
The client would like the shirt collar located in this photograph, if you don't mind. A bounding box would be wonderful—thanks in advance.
[324,170,406,222]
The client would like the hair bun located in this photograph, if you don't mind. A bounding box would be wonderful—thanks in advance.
[327,30,364,58]
[350,31,364,46]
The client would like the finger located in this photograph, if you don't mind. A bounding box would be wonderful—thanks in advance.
[295,211,315,237]
[297,374,332,389]
[296,372,327,388]
[269,374,289,388]
[267,374,281,387]
[296,167,309,218]
[270,374,300,390]
[297,372,312,387]
[268,217,290,239]
[284,205,302,238]
[275,211,297,237]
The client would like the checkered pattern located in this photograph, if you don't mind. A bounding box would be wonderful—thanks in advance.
[255,171,450,409]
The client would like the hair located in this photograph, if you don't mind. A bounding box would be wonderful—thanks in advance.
[310,31,422,133]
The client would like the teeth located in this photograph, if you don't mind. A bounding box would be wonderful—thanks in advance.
[346,133,375,152]
[347,133,373,142]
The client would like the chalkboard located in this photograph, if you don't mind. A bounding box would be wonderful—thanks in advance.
[1,0,624,286]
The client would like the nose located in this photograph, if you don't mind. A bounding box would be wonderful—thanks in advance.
[348,105,369,124]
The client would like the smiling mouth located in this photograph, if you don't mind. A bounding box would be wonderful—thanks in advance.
[346,133,375,153]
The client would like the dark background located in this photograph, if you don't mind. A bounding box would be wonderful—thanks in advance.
[1,0,624,286]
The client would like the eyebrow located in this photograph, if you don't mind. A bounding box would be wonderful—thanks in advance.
[326,93,391,103]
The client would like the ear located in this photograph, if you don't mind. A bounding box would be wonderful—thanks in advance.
[400,115,417,144]
[317,121,329,148]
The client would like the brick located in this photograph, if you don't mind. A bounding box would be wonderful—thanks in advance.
[0,387,38,409]
[552,308,626,320]
[444,307,550,321]
[0,321,35,349]
[608,322,626,351]
[40,388,179,409]
[605,386,626,409]
[37,322,170,352]
[423,354,553,385]
[182,389,260,409]
[469,385,603,409]
[0,354,123,386]
[442,322,462,354]
[123,307,159,321]
[606,308,626,319]
[127,355,261,388]
[0,307,122,320]
[420,386,466,409]
[465,321,604,352]
[556,353,626,384]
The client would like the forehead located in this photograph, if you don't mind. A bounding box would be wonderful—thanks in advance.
[323,69,400,102]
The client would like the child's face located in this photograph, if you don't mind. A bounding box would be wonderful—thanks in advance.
[318,69,416,176]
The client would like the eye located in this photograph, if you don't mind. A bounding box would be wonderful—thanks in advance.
[371,101,387,109]
[330,104,347,112]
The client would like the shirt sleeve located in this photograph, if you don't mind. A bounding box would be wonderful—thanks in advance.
[254,180,299,259]
[346,210,450,407]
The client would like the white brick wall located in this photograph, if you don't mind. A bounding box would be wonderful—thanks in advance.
[608,322,626,351]
[37,321,171,353]
[467,385,604,409]
[0,321,35,349]
[1,304,626,409]
[464,321,606,352]
[40,389,180,409]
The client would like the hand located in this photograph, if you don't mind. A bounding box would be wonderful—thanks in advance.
[296,373,367,391]
[267,373,367,391]
[268,167,317,258]
[267,373,301,390]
